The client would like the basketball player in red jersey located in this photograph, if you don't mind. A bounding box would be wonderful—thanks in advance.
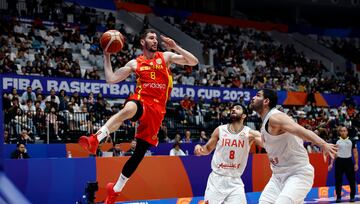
[78,29,198,204]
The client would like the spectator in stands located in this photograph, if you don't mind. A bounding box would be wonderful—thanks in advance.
[169,142,186,156]
[199,130,209,143]
[8,88,19,100]
[11,143,30,159]
[33,108,46,139]
[44,101,52,113]
[87,92,95,106]
[17,129,33,144]
[182,130,192,143]
[180,95,195,124]
[21,99,36,113]
[158,121,170,143]
[93,96,106,118]
[6,97,21,122]
[45,89,60,105]
[78,106,91,132]
[71,91,81,106]
[4,129,9,144]
[35,88,42,98]
[181,72,195,85]
[58,94,69,112]
[106,13,116,30]
[171,133,182,143]
[46,107,60,141]
[124,139,137,156]
[3,93,12,111]
[21,86,36,104]
[35,94,46,109]
[26,0,37,16]
[109,143,123,157]
[1,56,16,74]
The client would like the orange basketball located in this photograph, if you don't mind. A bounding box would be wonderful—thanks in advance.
[100,30,125,53]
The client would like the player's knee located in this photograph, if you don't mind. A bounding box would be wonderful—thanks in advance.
[275,196,294,204]
[124,100,143,121]
[122,103,137,116]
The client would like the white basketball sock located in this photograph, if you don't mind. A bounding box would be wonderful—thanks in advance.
[95,126,109,142]
[113,173,129,192]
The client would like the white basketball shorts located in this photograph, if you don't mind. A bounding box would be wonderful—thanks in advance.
[204,171,247,204]
[259,165,314,204]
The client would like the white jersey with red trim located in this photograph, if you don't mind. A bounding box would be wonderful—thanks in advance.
[261,108,311,174]
[211,124,251,178]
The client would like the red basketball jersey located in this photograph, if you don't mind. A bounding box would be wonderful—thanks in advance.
[130,52,173,108]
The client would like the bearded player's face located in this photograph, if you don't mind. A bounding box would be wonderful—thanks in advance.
[142,33,158,52]
[230,105,243,122]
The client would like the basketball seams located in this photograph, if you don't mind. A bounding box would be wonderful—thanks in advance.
[101,30,124,53]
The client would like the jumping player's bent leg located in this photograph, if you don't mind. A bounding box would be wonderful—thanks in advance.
[78,101,138,154]
[114,139,151,192]
[99,101,138,140]
[104,139,151,204]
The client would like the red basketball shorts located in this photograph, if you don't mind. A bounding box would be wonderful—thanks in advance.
[135,102,165,146]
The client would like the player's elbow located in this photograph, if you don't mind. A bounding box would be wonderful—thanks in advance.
[188,58,199,66]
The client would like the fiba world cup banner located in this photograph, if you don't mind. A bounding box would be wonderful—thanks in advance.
[1,74,359,106]
[1,74,256,103]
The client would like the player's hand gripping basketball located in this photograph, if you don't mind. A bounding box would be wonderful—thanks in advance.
[194,144,205,156]
[321,142,338,161]
[160,35,177,50]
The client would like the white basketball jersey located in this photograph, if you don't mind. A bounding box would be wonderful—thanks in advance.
[261,109,311,174]
[211,124,251,178]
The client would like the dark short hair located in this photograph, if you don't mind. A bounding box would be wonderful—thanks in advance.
[262,89,278,109]
[173,142,181,148]
[140,29,157,40]
[232,103,248,116]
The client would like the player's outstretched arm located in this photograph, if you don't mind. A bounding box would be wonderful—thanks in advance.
[103,53,136,84]
[194,127,219,156]
[270,113,338,159]
[161,35,199,66]
[249,129,263,147]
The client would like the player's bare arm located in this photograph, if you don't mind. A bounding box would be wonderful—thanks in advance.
[161,35,199,66]
[328,156,337,171]
[269,112,338,159]
[353,146,359,171]
[103,53,137,84]
[194,127,219,156]
[249,129,263,147]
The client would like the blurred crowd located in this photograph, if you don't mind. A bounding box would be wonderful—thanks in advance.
[173,19,360,95]
[2,87,135,144]
[2,14,359,97]
[4,83,359,154]
[1,5,359,153]
[318,36,360,64]
[174,94,360,145]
